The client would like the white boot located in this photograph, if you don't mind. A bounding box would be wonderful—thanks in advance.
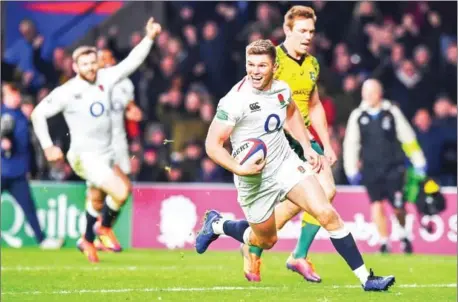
[40,238,64,250]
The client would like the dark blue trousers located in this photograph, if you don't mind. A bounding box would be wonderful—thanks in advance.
[1,176,45,243]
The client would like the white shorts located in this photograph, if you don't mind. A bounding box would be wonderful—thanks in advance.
[235,152,314,224]
[67,151,115,188]
[113,146,131,175]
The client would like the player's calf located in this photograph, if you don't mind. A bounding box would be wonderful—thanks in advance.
[287,176,395,290]
[84,188,105,244]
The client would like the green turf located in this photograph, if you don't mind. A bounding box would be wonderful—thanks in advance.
[1,248,456,302]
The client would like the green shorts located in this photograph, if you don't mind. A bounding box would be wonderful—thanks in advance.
[285,131,324,160]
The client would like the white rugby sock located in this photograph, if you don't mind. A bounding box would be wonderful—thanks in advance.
[106,195,121,211]
[398,225,407,240]
[86,200,100,217]
[354,264,370,285]
[243,227,252,245]
[211,218,227,235]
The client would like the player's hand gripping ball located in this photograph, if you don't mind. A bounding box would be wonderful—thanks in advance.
[145,17,162,40]
[233,138,267,176]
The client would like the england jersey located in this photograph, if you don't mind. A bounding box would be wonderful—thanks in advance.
[215,77,294,180]
[32,37,153,157]
[111,77,134,150]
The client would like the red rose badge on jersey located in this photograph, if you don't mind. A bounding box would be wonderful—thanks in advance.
[99,85,104,92]
[278,93,285,105]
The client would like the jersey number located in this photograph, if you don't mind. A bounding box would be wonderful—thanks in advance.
[264,114,281,133]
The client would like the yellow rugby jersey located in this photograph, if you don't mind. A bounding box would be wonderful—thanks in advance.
[274,44,320,127]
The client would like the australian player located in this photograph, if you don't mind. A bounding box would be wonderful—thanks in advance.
[94,48,143,252]
[196,39,395,292]
[31,17,161,262]
[241,6,337,282]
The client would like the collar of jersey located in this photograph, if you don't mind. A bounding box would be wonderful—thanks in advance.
[360,99,392,111]
[279,43,306,66]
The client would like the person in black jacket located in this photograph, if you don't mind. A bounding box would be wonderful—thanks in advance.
[343,79,427,254]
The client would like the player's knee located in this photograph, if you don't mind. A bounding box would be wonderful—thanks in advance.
[328,183,337,202]
[324,183,336,203]
[91,196,104,212]
[316,207,338,227]
[260,235,278,250]
[88,189,105,211]
[115,183,130,204]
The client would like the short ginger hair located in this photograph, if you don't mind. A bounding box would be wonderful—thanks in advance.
[72,45,97,63]
[284,5,317,29]
[246,39,276,63]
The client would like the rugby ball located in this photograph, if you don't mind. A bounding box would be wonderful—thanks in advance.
[232,138,267,165]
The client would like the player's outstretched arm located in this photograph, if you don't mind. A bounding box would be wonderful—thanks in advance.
[107,17,161,85]
[309,86,336,165]
[30,88,65,161]
[285,100,322,172]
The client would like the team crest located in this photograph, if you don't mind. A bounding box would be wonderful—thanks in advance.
[382,116,391,130]
[99,85,104,91]
[297,165,306,174]
[277,93,285,105]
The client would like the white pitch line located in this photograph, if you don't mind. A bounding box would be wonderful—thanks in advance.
[329,284,457,289]
[2,284,455,295]
[1,286,274,295]
[0,265,225,272]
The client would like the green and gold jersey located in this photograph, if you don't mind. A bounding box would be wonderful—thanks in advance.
[274,44,320,127]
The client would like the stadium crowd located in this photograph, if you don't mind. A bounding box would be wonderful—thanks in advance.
[2,1,457,185]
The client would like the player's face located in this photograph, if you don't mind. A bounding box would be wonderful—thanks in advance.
[287,18,315,55]
[362,82,383,107]
[246,54,276,91]
[98,50,116,68]
[74,53,99,83]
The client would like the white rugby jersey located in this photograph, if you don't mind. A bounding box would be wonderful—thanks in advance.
[215,77,295,179]
[110,77,134,149]
[31,37,152,156]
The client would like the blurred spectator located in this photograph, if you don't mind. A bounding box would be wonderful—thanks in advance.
[20,97,47,179]
[334,74,361,127]
[181,139,204,181]
[412,108,456,185]
[4,20,49,92]
[387,59,435,120]
[196,157,226,182]
[440,43,457,102]
[165,160,187,182]
[172,90,209,152]
[138,147,167,181]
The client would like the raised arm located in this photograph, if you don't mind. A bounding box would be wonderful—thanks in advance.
[107,18,161,85]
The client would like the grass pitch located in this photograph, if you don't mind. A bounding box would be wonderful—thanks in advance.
[1,248,456,302]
